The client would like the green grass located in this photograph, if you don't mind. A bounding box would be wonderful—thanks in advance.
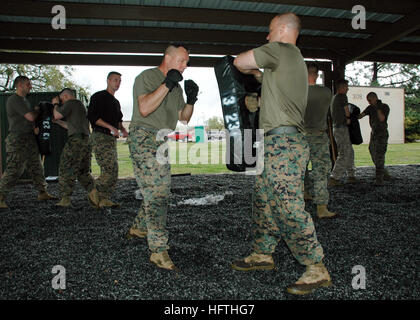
[91,141,420,177]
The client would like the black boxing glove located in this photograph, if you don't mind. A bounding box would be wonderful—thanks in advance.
[184,79,199,105]
[163,69,183,92]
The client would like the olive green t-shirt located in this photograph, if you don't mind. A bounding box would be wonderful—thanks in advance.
[6,94,34,134]
[304,85,332,131]
[253,42,308,133]
[131,67,185,130]
[56,99,90,137]
[331,93,348,128]
[362,101,390,134]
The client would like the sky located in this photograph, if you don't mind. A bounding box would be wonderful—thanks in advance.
[70,65,224,127]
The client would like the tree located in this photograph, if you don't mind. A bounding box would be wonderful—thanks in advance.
[346,62,420,106]
[205,116,225,130]
[346,61,420,141]
[0,64,90,103]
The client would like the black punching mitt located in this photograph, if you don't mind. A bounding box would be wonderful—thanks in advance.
[163,69,183,91]
[184,80,199,105]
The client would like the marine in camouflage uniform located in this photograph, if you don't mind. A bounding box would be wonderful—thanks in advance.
[359,92,390,185]
[329,79,357,185]
[0,76,55,209]
[87,72,128,208]
[52,89,99,208]
[230,14,331,296]
[303,62,336,218]
[127,45,198,271]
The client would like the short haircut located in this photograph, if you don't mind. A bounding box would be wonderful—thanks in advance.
[335,78,349,90]
[59,88,75,97]
[13,75,30,89]
[164,44,190,66]
[107,71,121,79]
[307,62,319,76]
[366,92,378,99]
[164,43,190,55]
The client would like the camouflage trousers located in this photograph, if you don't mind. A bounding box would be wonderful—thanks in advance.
[128,127,170,253]
[58,134,95,197]
[90,131,118,199]
[331,126,356,179]
[252,132,324,266]
[304,131,330,205]
[0,133,47,196]
[369,132,388,177]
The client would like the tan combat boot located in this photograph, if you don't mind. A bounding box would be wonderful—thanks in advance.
[126,226,147,239]
[87,188,100,208]
[55,197,71,207]
[286,262,332,295]
[317,205,337,219]
[38,191,57,201]
[99,198,120,208]
[0,195,8,209]
[231,252,275,271]
[328,177,342,187]
[150,251,179,272]
[304,190,313,200]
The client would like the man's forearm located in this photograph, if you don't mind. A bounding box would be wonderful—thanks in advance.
[344,105,350,118]
[138,84,169,117]
[234,49,258,72]
[179,104,194,124]
[95,118,113,130]
[55,119,68,130]
[53,107,63,120]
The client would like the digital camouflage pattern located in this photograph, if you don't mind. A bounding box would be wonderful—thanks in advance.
[369,132,389,179]
[252,133,324,266]
[58,135,95,197]
[90,131,118,199]
[128,126,171,253]
[304,131,330,205]
[0,133,47,196]
[331,127,355,180]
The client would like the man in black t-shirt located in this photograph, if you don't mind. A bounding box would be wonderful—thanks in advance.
[87,71,128,208]
[358,92,391,185]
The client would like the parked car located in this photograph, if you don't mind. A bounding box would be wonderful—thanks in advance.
[167,131,193,142]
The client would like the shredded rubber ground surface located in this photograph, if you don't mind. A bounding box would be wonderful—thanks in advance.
[0,165,418,300]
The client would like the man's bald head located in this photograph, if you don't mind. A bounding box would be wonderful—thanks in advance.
[266,12,301,43]
[275,13,301,32]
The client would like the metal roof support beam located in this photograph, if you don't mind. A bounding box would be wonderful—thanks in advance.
[0,22,369,49]
[231,0,419,15]
[345,9,420,64]
[0,0,391,35]
[0,52,220,67]
[0,51,338,67]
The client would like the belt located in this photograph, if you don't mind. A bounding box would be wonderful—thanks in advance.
[93,126,111,135]
[264,126,298,136]
[138,126,159,134]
